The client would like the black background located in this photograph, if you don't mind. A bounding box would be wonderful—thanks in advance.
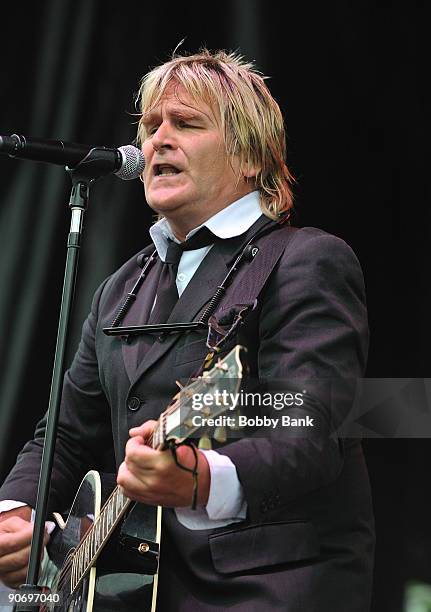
[0,1,426,609]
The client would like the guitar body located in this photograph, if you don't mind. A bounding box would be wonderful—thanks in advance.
[40,471,161,612]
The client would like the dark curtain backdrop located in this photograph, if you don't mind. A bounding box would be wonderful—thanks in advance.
[0,1,426,610]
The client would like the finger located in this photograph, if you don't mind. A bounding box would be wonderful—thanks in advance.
[0,522,49,558]
[125,437,159,467]
[118,461,151,490]
[125,435,145,452]
[124,486,160,505]
[117,463,155,503]
[130,419,157,433]
[0,565,29,589]
[124,436,148,465]
[129,420,157,441]
[0,543,31,573]
[117,461,128,484]
[0,522,33,556]
[126,449,170,477]
[0,517,33,536]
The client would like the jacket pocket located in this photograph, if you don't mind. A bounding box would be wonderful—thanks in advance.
[209,520,319,574]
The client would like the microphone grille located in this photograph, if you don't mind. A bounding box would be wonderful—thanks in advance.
[116,145,145,180]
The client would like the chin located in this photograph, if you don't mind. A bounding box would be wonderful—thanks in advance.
[147,198,187,216]
[147,189,190,213]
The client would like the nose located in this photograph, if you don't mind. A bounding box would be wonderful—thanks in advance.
[151,121,175,152]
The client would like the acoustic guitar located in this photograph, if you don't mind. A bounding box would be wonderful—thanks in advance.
[36,345,246,612]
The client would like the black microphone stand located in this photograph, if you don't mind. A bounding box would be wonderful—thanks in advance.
[14,149,120,611]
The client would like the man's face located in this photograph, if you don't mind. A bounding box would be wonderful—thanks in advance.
[141,85,253,232]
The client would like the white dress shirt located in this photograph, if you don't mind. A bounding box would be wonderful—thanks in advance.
[0,191,263,530]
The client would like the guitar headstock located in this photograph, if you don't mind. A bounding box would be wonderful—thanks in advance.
[154,345,246,448]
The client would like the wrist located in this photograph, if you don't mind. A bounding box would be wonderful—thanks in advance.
[0,505,32,523]
[196,450,211,506]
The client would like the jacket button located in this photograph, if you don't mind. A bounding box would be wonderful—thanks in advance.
[127,396,141,411]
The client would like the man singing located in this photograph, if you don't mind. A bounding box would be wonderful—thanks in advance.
[0,49,374,611]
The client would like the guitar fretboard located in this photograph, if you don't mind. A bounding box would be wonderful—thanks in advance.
[71,484,130,591]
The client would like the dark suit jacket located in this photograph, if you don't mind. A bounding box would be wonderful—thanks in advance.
[0,218,375,611]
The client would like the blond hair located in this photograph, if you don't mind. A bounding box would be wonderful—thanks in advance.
[136,49,294,220]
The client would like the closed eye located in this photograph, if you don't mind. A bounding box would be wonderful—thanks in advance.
[147,122,192,135]
[177,118,204,129]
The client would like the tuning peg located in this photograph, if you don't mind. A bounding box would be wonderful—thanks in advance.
[214,426,227,444]
[203,352,215,370]
[198,433,212,450]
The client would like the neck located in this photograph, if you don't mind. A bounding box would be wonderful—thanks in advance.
[168,222,188,242]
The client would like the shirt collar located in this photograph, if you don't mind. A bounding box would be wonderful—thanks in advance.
[149,191,263,261]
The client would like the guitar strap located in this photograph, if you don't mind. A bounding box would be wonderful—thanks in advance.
[174,225,300,507]
[203,224,299,363]
[225,224,298,304]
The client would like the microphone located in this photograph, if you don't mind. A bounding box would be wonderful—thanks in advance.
[0,134,145,180]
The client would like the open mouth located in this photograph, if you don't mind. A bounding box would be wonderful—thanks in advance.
[153,164,182,177]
